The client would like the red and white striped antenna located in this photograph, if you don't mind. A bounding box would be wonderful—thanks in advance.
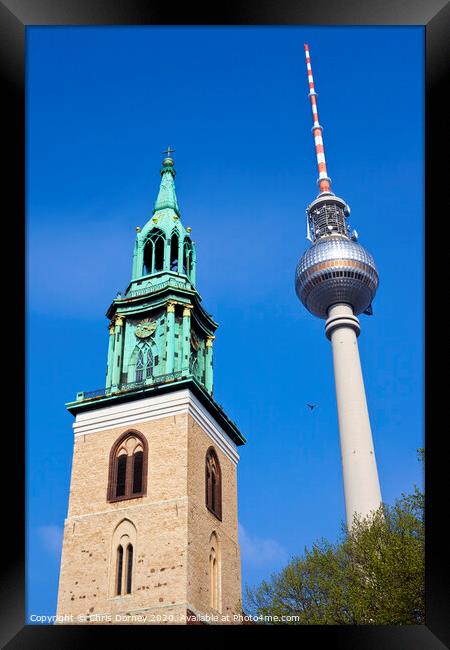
[304,44,332,195]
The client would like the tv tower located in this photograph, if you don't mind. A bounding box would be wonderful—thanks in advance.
[295,44,382,527]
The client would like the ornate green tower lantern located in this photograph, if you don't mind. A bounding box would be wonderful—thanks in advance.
[68,150,243,446]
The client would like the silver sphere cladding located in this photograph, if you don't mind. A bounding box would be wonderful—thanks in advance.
[295,236,379,318]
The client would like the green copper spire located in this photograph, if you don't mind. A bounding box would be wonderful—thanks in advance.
[153,148,180,217]
[67,150,246,450]
[130,150,197,287]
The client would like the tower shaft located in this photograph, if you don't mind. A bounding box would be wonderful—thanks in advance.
[325,304,382,524]
[297,45,382,528]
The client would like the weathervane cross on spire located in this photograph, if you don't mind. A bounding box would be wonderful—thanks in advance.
[162,145,176,158]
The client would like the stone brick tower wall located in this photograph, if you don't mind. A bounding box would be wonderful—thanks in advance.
[56,389,242,625]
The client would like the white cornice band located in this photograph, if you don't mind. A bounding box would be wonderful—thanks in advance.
[72,388,240,464]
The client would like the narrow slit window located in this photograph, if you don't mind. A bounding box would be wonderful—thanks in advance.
[205,448,222,520]
[206,467,212,508]
[126,544,133,594]
[209,545,219,611]
[132,451,143,494]
[116,455,127,498]
[170,234,179,271]
[136,350,144,383]
[183,239,192,277]
[116,545,124,595]
[211,471,216,511]
[145,351,153,379]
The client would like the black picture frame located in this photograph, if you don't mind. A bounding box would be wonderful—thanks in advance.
[3,0,448,647]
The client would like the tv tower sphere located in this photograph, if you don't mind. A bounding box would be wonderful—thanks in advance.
[296,44,382,528]
[295,195,379,319]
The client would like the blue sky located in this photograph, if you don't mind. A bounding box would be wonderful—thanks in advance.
[26,26,423,621]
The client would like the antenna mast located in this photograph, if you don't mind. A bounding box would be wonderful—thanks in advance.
[304,44,331,195]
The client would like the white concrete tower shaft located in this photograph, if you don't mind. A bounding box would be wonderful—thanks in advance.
[325,303,382,524]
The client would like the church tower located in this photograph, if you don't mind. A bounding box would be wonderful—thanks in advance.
[56,151,246,625]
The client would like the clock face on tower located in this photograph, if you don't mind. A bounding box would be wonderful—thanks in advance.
[135,319,157,339]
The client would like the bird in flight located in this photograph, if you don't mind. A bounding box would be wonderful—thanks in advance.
[307,403,317,411]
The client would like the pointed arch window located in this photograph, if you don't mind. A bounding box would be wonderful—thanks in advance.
[115,544,134,596]
[183,237,193,277]
[116,453,127,497]
[209,532,221,611]
[205,447,222,520]
[135,350,144,383]
[131,344,154,384]
[145,349,153,378]
[143,229,165,274]
[107,431,148,502]
[112,520,137,598]
[170,232,179,271]
[209,548,218,609]
[132,451,144,494]
[126,544,133,594]
[116,545,124,596]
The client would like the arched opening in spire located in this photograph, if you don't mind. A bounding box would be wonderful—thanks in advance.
[170,232,179,272]
[183,237,193,278]
[143,229,165,275]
